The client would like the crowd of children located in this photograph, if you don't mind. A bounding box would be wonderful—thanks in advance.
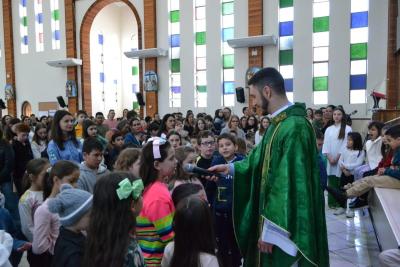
[0,104,399,266]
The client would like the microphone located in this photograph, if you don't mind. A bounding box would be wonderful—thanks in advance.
[183,164,231,179]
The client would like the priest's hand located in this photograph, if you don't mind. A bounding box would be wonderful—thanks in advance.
[258,239,273,254]
[206,164,230,181]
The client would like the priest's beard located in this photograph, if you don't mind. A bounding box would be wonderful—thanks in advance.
[260,96,269,116]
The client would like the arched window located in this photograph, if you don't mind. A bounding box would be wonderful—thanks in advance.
[21,101,32,116]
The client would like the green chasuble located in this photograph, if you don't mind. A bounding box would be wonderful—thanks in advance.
[233,103,329,267]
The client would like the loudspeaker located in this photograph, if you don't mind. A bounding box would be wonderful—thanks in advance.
[0,99,6,110]
[235,87,245,103]
[57,96,68,108]
[136,92,145,106]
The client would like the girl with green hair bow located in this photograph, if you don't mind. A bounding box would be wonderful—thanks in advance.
[82,172,146,267]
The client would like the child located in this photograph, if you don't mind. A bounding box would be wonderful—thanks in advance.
[19,158,50,242]
[12,123,34,196]
[316,130,328,191]
[255,116,270,145]
[166,131,182,150]
[48,184,93,267]
[82,119,108,149]
[32,160,80,266]
[137,138,176,266]
[114,148,141,177]
[333,132,365,217]
[171,183,206,207]
[74,110,87,140]
[170,146,206,196]
[328,124,400,208]
[210,133,244,267]
[312,109,324,132]
[322,108,352,208]
[196,130,217,202]
[161,197,219,267]
[77,137,109,193]
[83,172,145,267]
[354,121,384,180]
[31,123,49,159]
[104,132,124,170]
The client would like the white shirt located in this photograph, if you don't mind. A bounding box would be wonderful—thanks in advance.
[322,124,352,177]
[338,148,365,175]
[161,242,219,267]
[365,137,383,170]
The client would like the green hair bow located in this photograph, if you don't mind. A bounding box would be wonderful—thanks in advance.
[116,178,144,200]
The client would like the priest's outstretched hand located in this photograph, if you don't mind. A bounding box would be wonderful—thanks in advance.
[206,164,229,181]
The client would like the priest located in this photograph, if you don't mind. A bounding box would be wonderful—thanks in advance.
[209,68,329,267]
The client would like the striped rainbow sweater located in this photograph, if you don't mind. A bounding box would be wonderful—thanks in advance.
[136,181,175,266]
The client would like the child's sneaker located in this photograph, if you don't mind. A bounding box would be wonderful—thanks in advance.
[333,208,346,215]
[345,209,355,218]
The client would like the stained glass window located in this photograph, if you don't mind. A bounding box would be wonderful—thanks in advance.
[34,0,44,52]
[50,0,60,50]
[350,0,368,104]
[279,0,294,102]
[195,0,207,107]
[312,0,329,105]
[169,0,181,108]
[19,0,28,54]
[222,0,235,107]
[98,33,105,106]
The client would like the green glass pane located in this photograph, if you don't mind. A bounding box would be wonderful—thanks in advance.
[313,77,328,91]
[52,10,60,21]
[132,66,139,76]
[222,2,234,15]
[170,10,180,23]
[313,17,329,33]
[171,59,180,73]
[196,32,206,45]
[279,50,293,66]
[350,43,368,60]
[133,102,139,110]
[22,16,28,26]
[223,54,234,69]
[280,0,293,8]
[197,85,207,93]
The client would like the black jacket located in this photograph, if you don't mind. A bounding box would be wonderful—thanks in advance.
[52,227,85,267]
[0,141,14,184]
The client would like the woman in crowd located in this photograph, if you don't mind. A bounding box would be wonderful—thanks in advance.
[220,115,246,140]
[158,114,176,138]
[31,123,49,159]
[255,116,270,145]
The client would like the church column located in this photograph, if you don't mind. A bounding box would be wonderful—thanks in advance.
[2,0,17,116]
[144,0,158,117]
[65,0,79,114]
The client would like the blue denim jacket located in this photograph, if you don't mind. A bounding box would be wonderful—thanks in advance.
[47,139,83,165]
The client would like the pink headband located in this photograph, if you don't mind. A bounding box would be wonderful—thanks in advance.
[147,137,167,159]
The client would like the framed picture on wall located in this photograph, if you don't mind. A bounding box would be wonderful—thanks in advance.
[144,71,158,92]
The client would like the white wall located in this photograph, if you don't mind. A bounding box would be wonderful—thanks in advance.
[157,0,249,117]
[262,0,388,119]
[89,3,138,116]
[0,0,6,110]
[12,0,67,117]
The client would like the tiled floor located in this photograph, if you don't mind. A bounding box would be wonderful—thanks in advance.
[326,207,381,267]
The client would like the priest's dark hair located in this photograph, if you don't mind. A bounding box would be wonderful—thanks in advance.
[247,67,286,96]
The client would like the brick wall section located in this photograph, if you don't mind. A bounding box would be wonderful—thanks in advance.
[65,0,78,114]
[387,0,400,109]
[79,0,142,115]
[248,0,263,113]
[2,0,17,116]
[143,0,158,117]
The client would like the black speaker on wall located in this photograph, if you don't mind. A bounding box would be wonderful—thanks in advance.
[136,92,145,106]
[235,87,245,103]
[57,96,68,108]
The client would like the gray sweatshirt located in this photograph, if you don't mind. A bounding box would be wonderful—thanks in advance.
[77,162,109,193]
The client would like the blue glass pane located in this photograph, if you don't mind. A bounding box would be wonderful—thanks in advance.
[98,34,104,45]
[37,13,43,24]
[171,86,181,94]
[279,21,293,37]
[113,80,118,85]
[21,0,26,7]
[170,34,180,47]
[100,72,105,83]
[223,82,235,94]
[350,74,367,90]
[23,36,28,45]
[54,30,60,40]
[351,12,368,28]
[222,28,234,42]
[284,79,293,92]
